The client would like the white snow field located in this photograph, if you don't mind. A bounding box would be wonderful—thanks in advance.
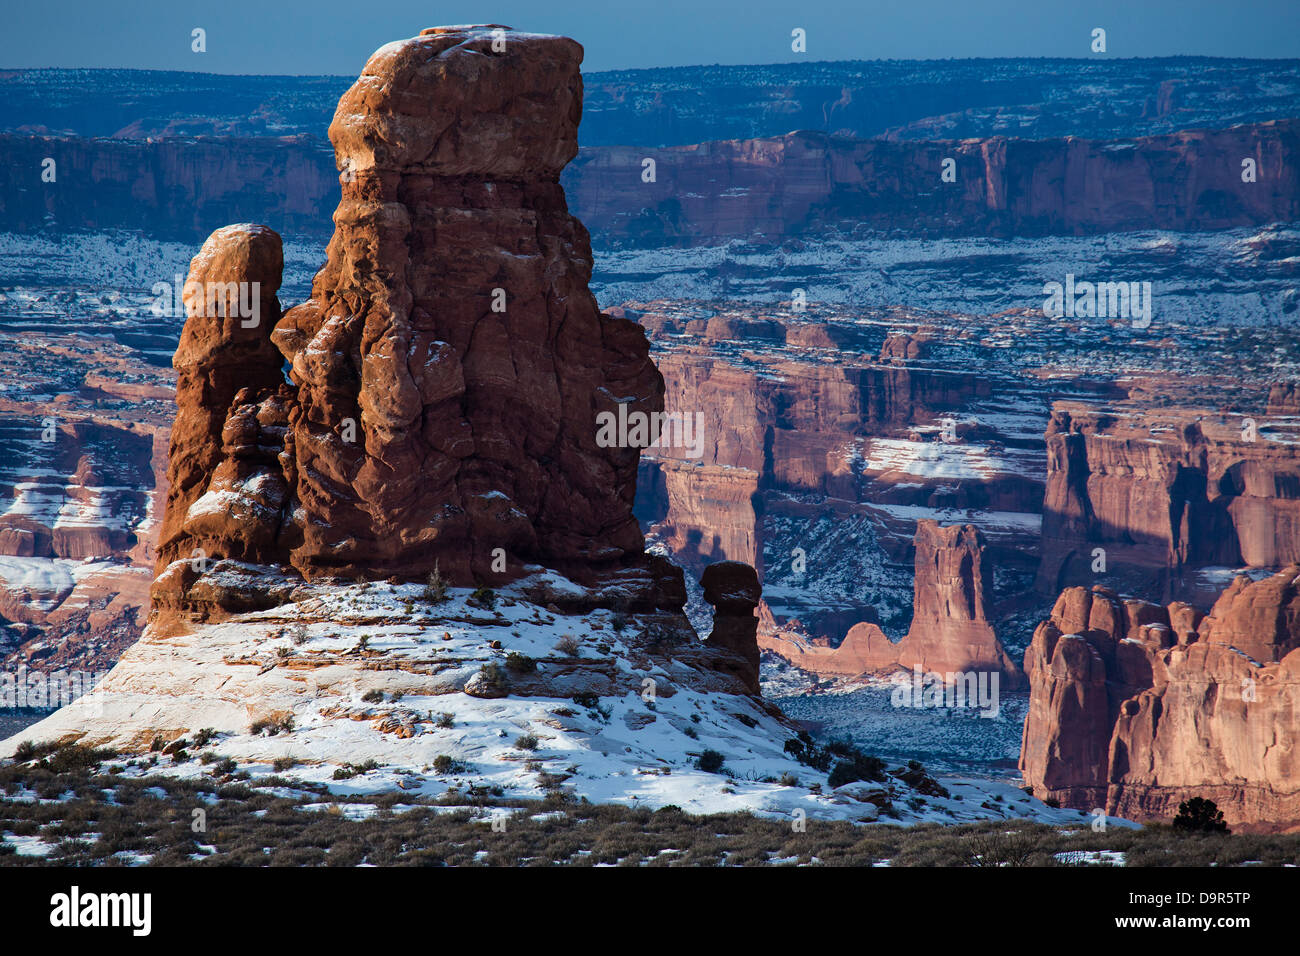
[1,569,1130,830]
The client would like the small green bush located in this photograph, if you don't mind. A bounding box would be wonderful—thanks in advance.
[697,750,726,774]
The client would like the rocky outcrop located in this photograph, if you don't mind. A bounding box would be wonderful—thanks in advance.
[1038,404,1300,596]
[760,520,1024,686]
[700,561,761,694]
[152,27,676,621]
[1268,381,1300,416]
[1020,568,1300,829]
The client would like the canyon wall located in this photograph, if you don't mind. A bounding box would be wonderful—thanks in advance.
[5,119,1297,241]
[1020,569,1300,829]
[568,120,1300,243]
[0,133,338,239]
[1038,403,1300,597]
[0,333,173,673]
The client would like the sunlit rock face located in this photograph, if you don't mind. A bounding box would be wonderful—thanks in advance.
[151,27,682,625]
[1020,568,1300,830]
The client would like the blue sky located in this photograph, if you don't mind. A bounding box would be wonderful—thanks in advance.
[2,0,1298,74]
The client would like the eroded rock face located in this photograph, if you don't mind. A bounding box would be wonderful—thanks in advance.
[1038,404,1300,596]
[760,520,1024,686]
[150,223,290,621]
[272,26,662,587]
[1020,568,1300,829]
[152,27,675,620]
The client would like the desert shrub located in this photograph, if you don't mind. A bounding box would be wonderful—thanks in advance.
[435,712,455,729]
[332,759,380,780]
[13,740,52,762]
[966,829,1044,867]
[826,751,887,789]
[505,652,536,673]
[361,689,385,704]
[890,761,949,798]
[1173,797,1230,834]
[251,715,295,736]
[697,750,726,774]
[477,662,509,694]
[432,755,465,774]
[468,587,497,610]
[555,634,581,657]
[272,757,297,772]
[514,734,539,751]
[43,744,114,774]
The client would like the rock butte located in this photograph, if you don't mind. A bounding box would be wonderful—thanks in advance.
[151,24,689,629]
[1021,567,1300,830]
[0,27,774,772]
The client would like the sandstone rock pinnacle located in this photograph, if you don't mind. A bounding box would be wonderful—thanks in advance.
[152,27,674,619]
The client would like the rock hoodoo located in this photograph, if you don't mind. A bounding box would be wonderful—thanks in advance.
[700,561,762,694]
[152,26,674,620]
[1020,567,1300,829]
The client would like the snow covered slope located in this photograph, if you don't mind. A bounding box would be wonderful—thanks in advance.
[0,571,1126,828]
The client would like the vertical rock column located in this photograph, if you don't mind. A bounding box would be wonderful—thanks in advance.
[271,25,664,586]
[701,561,762,694]
[151,224,289,618]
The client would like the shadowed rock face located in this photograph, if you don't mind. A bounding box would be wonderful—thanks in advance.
[1020,568,1300,830]
[1038,405,1300,596]
[151,27,677,621]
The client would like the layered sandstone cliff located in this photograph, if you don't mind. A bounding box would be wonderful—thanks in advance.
[760,520,1024,686]
[1038,403,1300,596]
[7,118,1297,242]
[567,121,1300,244]
[1020,568,1300,829]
